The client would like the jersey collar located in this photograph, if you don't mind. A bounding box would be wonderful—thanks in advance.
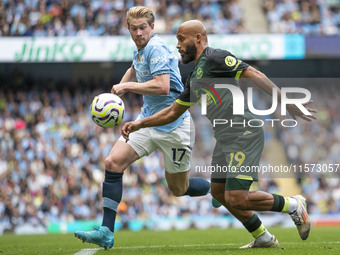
[195,47,209,65]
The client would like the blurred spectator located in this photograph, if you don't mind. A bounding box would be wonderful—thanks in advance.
[0,0,245,36]
[262,0,340,35]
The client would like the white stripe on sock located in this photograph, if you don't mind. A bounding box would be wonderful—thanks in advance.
[288,197,298,214]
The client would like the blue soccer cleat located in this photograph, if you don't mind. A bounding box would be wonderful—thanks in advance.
[74,226,114,250]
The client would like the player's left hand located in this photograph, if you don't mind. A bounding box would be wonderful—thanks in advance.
[286,100,317,122]
[111,83,127,97]
[121,120,143,141]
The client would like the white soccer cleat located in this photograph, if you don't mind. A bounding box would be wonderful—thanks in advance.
[289,195,311,240]
[240,235,279,249]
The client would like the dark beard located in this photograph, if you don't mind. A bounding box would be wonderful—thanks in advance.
[181,43,197,64]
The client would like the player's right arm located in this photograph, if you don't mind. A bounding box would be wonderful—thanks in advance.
[241,65,317,121]
[121,102,189,140]
[119,66,137,83]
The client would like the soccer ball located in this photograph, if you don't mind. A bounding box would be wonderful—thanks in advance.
[90,93,125,128]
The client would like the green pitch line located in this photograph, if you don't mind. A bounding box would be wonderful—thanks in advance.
[0,227,339,255]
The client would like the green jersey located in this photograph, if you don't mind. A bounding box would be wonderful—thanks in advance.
[176,47,262,142]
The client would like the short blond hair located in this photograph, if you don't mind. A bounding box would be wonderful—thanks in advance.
[126,6,155,27]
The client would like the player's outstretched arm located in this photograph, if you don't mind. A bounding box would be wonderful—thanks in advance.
[122,102,189,140]
[286,101,317,122]
[241,66,317,122]
[112,73,170,96]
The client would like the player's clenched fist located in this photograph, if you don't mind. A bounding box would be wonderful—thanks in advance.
[111,83,127,97]
[121,120,143,141]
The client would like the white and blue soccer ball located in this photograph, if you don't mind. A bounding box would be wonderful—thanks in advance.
[90,93,125,128]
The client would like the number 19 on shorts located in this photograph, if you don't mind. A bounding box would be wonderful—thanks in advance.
[228,152,245,167]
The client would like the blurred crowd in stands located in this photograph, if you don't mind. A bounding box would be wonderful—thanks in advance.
[0,0,246,36]
[262,0,340,35]
[0,70,339,233]
[279,82,340,214]
[1,0,340,37]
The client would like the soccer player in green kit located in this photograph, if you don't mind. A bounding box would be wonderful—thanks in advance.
[122,20,317,248]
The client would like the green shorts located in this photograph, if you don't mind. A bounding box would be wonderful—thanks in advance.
[210,129,264,191]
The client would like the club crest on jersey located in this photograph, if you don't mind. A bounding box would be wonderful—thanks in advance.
[225,56,236,67]
[196,67,203,79]
[140,55,145,64]
[137,54,144,64]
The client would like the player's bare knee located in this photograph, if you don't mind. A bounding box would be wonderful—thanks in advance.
[225,191,247,210]
[104,156,122,172]
[229,197,246,209]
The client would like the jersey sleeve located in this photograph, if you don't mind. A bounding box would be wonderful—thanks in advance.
[206,49,249,79]
[175,75,197,107]
[147,45,171,77]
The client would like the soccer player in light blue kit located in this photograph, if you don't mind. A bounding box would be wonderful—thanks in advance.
[74,6,210,249]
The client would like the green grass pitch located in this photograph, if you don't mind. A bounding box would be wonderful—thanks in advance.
[0,227,339,255]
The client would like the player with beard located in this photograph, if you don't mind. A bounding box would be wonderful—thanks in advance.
[122,20,316,248]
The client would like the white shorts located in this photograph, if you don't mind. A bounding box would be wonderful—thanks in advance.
[119,116,194,174]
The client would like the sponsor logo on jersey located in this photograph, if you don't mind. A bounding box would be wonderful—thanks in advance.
[136,70,150,77]
[150,55,167,65]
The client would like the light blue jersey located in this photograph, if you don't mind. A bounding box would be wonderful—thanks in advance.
[132,34,189,133]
